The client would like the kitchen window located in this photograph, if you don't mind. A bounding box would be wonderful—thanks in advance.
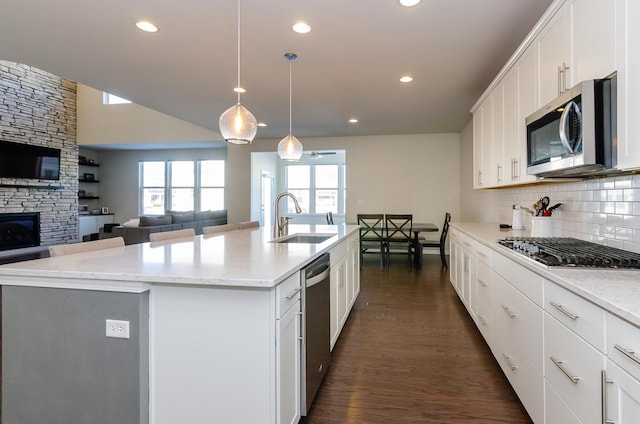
[284,163,345,215]
[139,160,225,215]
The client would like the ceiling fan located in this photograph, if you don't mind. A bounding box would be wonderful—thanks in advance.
[305,151,337,159]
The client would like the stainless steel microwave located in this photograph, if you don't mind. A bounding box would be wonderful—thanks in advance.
[526,76,616,177]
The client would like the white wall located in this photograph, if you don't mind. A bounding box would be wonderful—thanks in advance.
[228,133,462,230]
[76,84,221,146]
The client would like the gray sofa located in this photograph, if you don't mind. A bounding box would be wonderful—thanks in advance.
[107,210,227,245]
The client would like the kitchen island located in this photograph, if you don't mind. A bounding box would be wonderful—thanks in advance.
[0,224,360,424]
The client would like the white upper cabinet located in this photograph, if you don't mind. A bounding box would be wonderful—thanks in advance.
[570,0,616,83]
[490,85,504,186]
[470,0,640,189]
[516,46,539,184]
[537,1,571,106]
[616,0,640,171]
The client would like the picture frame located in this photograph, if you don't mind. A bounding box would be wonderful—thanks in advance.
[101,207,109,214]
[78,204,89,214]
[83,173,95,181]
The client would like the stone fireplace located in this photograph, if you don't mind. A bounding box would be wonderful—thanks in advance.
[0,212,40,251]
[0,61,78,247]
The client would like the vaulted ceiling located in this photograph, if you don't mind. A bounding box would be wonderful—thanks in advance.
[1,0,553,141]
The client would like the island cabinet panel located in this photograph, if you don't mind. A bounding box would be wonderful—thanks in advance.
[150,284,276,424]
[2,286,149,424]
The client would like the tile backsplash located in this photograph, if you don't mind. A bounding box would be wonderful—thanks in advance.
[497,173,640,253]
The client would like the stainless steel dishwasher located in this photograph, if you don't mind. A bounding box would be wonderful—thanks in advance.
[301,252,331,416]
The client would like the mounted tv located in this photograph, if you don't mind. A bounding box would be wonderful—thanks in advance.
[0,140,61,180]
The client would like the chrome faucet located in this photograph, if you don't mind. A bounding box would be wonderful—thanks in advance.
[273,192,302,239]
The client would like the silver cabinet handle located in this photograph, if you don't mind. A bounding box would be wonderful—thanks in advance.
[502,353,518,371]
[478,279,488,287]
[497,164,502,183]
[477,252,488,259]
[478,315,489,325]
[513,158,519,180]
[501,304,517,318]
[558,65,563,95]
[614,344,640,366]
[550,301,579,320]
[286,286,302,300]
[601,370,615,424]
[550,356,580,384]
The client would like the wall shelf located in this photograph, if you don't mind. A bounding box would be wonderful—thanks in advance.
[0,184,64,190]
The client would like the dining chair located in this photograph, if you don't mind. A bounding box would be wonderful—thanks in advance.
[149,228,195,242]
[203,223,237,234]
[385,214,414,270]
[421,212,451,268]
[357,214,385,270]
[237,220,260,229]
[326,211,334,225]
[48,236,125,257]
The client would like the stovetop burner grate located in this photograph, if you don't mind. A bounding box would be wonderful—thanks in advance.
[498,237,640,269]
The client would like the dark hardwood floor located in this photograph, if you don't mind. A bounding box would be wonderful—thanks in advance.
[302,254,533,424]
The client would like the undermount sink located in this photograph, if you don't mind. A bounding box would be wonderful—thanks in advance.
[271,233,335,244]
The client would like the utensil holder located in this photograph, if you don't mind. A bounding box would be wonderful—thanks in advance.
[531,217,553,237]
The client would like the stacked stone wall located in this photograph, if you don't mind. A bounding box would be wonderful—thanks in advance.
[0,61,78,245]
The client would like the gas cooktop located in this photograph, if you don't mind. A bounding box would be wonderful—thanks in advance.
[498,237,640,269]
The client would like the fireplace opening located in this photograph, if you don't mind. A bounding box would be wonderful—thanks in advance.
[0,212,40,251]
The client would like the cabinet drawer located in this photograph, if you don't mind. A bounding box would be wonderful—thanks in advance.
[470,238,491,267]
[544,313,605,424]
[476,261,491,306]
[492,320,544,424]
[276,271,301,318]
[492,250,543,306]
[476,300,491,344]
[492,272,544,372]
[544,381,582,424]
[607,313,640,381]
[544,280,605,353]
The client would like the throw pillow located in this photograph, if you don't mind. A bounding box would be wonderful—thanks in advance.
[172,212,195,224]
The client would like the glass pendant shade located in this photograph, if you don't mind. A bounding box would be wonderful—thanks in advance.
[278,134,303,161]
[219,103,257,144]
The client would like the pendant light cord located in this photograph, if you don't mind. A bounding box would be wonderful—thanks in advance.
[237,0,241,104]
[289,57,292,134]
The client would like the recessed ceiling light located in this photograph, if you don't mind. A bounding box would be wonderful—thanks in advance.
[135,20,158,33]
[233,87,246,93]
[257,122,267,127]
[399,0,422,6]
[400,75,414,83]
[348,118,358,124]
[292,22,311,34]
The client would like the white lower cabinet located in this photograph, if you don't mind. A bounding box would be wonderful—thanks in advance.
[330,232,360,350]
[448,227,640,424]
[605,360,640,423]
[604,313,640,423]
[276,300,301,424]
[544,313,605,424]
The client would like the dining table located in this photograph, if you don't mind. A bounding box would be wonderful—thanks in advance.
[411,223,439,270]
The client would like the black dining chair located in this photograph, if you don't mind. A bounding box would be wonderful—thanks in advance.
[384,214,414,270]
[357,214,385,270]
[326,211,334,225]
[421,212,451,268]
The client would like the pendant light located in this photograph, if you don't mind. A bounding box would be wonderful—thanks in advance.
[219,0,257,144]
[278,53,303,161]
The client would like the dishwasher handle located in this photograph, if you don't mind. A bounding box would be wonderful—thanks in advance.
[306,267,330,288]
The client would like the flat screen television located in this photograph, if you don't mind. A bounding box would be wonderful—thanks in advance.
[0,140,61,180]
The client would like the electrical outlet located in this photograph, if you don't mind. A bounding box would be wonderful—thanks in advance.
[106,319,130,339]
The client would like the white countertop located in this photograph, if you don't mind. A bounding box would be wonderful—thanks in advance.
[0,224,359,290]
[452,222,640,328]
